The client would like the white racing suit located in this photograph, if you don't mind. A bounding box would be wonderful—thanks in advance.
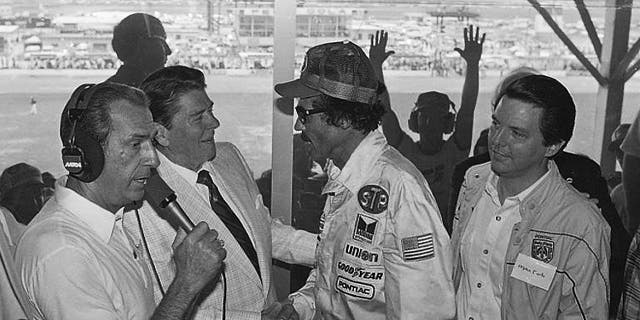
[290,130,455,320]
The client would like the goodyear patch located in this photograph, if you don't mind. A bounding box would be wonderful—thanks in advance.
[357,185,388,214]
[401,233,435,261]
[335,276,375,300]
[336,260,384,281]
[353,214,378,244]
[531,236,554,263]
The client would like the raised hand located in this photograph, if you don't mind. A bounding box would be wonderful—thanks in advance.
[454,25,486,65]
[369,30,395,68]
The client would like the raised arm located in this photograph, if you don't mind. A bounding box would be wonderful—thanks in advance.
[369,30,404,147]
[452,25,485,151]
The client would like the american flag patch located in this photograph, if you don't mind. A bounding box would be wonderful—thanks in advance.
[401,233,435,261]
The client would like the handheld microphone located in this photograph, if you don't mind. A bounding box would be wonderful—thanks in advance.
[145,171,195,232]
[144,169,227,320]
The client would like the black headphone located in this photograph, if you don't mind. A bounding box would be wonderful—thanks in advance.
[61,83,105,183]
[408,100,457,134]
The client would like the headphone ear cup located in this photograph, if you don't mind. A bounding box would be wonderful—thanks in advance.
[72,127,105,183]
[62,145,86,175]
[443,112,455,134]
[408,110,419,133]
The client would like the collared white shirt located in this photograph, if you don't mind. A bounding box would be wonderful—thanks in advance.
[0,206,27,319]
[0,207,26,247]
[457,169,550,320]
[16,177,155,320]
[157,151,257,248]
[0,208,13,246]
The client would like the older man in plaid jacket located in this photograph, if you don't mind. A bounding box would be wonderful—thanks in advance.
[123,66,317,320]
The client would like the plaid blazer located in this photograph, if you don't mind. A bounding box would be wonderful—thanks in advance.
[124,142,316,320]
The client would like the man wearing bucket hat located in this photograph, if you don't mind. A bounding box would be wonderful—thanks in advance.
[274,40,455,320]
[108,13,172,87]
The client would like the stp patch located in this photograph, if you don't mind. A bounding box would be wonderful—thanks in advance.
[357,185,388,214]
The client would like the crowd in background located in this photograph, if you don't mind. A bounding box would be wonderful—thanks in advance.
[1,11,640,320]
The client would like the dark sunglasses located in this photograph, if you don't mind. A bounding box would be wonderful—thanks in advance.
[295,106,326,124]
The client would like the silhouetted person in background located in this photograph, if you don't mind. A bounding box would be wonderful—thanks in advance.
[0,162,53,227]
[29,96,37,115]
[108,13,171,87]
[41,171,56,190]
[0,163,51,319]
[610,123,631,233]
[472,128,489,156]
[369,26,485,219]
[618,109,640,319]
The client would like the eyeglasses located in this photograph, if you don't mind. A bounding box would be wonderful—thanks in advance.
[295,106,326,124]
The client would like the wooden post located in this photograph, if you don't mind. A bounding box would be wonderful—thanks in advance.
[594,0,631,177]
[272,0,296,300]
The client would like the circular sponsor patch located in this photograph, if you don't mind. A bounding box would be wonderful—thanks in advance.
[357,185,389,214]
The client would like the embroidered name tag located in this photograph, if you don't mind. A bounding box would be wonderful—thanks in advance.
[510,253,557,291]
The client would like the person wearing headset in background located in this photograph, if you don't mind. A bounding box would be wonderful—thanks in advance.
[108,13,172,87]
[123,66,317,320]
[16,82,226,319]
[369,26,485,222]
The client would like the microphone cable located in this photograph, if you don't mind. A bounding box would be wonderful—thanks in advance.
[135,209,166,296]
[221,270,227,320]
[135,209,227,320]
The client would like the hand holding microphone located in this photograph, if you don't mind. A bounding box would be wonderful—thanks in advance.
[173,222,227,293]
[146,171,227,293]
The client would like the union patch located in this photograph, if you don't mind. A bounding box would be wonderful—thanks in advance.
[531,238,554,263]
[353,214,378,244]
[357,185,389,214]
[344,242,381,265]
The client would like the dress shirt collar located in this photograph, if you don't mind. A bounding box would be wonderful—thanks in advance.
[485,162,552,205]
[324,129,387,194]
[55,176,122,243]
[157,150,203,185]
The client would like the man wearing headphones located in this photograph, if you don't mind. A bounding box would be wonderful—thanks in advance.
[108,13,171,87]
[16,82,226,319]
[369,26,484,219]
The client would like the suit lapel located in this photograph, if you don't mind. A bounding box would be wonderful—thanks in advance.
[157,161,262,290]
